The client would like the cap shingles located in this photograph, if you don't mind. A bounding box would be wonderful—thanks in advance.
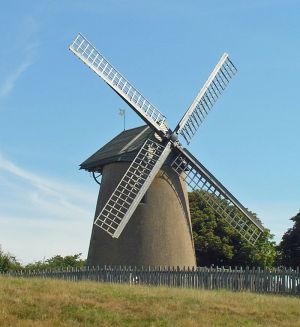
[80,125,155,172]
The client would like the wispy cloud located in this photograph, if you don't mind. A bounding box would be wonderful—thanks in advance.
[0,60,33,98]
[0,16,39,99]
[0,155,95,208]
[0,154,97,263]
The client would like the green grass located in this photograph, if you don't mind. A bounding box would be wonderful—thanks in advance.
[0,277,300,327]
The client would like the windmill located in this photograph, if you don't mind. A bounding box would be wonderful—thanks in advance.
[69,33,265,267]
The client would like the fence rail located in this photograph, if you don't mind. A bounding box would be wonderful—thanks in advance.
[5,266,300,296]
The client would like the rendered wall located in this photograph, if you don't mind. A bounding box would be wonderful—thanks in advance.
[87,162,196,267]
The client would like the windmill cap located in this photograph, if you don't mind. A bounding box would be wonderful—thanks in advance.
[80,125,156,172]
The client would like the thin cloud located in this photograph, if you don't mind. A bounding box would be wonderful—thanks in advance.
[0,16,38,99]
[0,154,97,263]
[0,154,95,203]
[0,59,33,98]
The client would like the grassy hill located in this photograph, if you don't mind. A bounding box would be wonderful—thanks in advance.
[1,276,300,327]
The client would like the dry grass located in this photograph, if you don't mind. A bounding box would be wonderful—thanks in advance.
[0,277,300,327]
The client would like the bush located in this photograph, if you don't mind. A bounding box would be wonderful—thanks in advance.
[0,246,21,273]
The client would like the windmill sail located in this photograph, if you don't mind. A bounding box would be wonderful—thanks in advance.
[171,148,264,244]
[69,33,265,246]
[69,33,168,136]
[94,139,172,238]
[174,53,237,144]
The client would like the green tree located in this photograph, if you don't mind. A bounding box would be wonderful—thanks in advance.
[189,191,277,268]
[25,253,86,270]
[0,246,22,273]
[278,211,300,269]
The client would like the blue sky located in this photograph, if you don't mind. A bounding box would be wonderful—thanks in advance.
[0,0,299,264]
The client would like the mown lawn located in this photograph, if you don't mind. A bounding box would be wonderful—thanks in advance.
[0,276,300,327]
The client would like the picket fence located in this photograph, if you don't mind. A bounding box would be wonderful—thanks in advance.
[6,266,300,296]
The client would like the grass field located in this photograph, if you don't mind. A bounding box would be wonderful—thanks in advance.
[0,277,300,327]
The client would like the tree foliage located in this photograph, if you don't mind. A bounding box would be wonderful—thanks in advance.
[25,253,86,270]
[189,191,277,268]
[0,248,86,272]
[0,246,21,273]
[277,211,300,269]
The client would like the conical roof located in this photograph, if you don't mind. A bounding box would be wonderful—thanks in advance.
[80,125,156,172]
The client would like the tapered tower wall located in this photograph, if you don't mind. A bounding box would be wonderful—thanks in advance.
[87,162,196,267]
